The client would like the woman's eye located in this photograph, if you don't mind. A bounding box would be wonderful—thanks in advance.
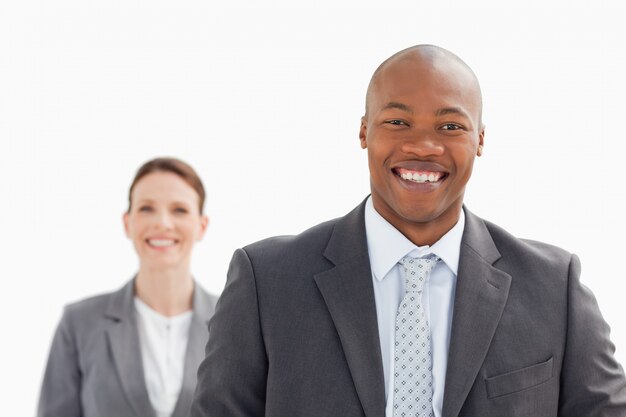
[138,206,153,212]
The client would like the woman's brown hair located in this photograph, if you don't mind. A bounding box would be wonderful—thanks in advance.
[128,157,206,214]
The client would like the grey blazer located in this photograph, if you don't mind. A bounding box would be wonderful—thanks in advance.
[38,279,217,417]
[192,201,626,417]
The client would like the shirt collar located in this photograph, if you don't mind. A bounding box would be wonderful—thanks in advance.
[364,196,464,281]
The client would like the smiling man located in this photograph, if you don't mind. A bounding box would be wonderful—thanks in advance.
[192,45,626,416]
[361,47,484,248]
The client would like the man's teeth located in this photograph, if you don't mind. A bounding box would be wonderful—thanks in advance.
[148,239,176,247]
[400,171,442,183]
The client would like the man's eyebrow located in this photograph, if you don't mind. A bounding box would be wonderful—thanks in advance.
[381,103,472,120]
[381,102,414,114]
[435,107,471,119]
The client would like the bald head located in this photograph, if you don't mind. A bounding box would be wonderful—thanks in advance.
[365,45,483,125]
[358,45,486,245]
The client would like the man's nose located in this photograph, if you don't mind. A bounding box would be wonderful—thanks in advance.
[400,130,445,157]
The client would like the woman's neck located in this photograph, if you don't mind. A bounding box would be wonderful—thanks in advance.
[134,266,194,317]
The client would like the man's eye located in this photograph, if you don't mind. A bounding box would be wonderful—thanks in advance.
[139,206,153,212]
[385,119,407,126]
[441,123,462,130]
[173,207,188,214]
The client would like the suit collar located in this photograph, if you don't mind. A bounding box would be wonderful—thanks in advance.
[441,207,512,417]
[104,279,135,321]
[315,199,386,417]
[318,202,512,417]
[322,198,370,265]
[104,279,216,417]
[104,278,214,321]
[173,284,215,417]
[105,280,155,417]
[191,282,214,324]
[460,206,502,264]
[364,197,465,278]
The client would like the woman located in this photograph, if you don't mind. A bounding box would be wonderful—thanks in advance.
[38,157,217,417]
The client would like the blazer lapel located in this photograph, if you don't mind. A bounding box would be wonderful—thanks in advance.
[441,209,512,417]
[314,202,386,417]
[171,285,215,417]
[105,280,155,417]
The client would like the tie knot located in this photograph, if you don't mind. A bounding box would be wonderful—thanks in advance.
[399,254,439,292]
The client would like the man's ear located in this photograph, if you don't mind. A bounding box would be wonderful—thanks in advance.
[477,125,485,156]
[359,116,368,149]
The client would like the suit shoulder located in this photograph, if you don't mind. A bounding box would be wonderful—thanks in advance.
[54,282,135,347]
[242,217,339,261]
[483,219,573,269]
[60,282,130,329]
[63,291,114,318]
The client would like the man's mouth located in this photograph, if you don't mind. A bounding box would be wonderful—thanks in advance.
[394,168,446,184]
[146,238,177,248]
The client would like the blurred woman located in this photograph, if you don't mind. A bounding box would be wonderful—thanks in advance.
[38,157,217,417]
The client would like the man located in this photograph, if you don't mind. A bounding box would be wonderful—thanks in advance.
[192,45,626,416]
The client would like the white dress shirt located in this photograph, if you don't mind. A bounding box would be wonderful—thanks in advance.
[134,297,193,417]
[364,197,464,417]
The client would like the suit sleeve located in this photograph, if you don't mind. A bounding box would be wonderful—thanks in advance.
[192,248,268,417]
[37,308,83,417]
[559,254,626,416]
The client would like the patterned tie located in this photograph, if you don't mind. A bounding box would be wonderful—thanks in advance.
[393,254,439,417]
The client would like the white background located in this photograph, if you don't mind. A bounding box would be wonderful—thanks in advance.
[2,0,626,414]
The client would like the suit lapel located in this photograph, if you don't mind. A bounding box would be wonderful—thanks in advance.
[171,316,205,417]
[441,209,512,417]
[171,285,215,417]
[105,280,155,417]
[314,202,386,417]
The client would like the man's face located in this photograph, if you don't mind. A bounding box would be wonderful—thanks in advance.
[360,55,484,243]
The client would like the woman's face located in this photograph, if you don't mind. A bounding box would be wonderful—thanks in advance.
[123,171,208,271]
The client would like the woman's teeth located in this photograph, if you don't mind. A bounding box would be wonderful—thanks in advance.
[148,239,176,247]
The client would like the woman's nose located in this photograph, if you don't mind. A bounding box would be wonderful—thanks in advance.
[155,211,174,229]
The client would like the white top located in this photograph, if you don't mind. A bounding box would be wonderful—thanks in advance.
[364,197,464,417]
[134,297,193,417]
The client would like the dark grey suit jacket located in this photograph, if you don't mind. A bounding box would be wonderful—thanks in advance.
[38,279,217,417]
[192,202,626,417]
